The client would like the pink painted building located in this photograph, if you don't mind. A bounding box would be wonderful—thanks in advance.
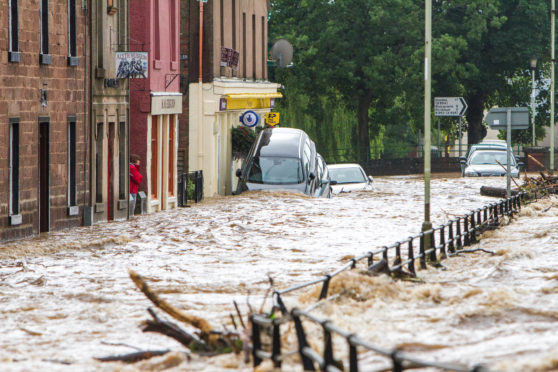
[129,0,182,213]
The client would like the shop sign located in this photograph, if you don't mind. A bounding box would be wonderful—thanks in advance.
[240,111,259,127]
[265,112,280,126]
[151,94,183,115]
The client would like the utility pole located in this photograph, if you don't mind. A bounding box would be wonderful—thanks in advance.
[551,0,556,172]
[422,0,432,251]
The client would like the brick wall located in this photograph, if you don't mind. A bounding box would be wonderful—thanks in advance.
[0,0,88,242]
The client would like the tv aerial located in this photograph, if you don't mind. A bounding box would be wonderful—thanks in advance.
[271,39,293,68]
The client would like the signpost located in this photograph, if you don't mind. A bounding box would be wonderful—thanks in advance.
[434,97,468,156]
[434,97,468,116]
[485,107,529,198]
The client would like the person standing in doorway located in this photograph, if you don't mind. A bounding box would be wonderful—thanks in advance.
[129,154,143,215]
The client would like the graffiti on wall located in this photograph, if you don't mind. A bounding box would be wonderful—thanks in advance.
[116,52,148,79]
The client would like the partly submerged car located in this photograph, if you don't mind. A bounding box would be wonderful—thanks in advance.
[327,163,374,194]
[460,149,523,177]
[466,140,508,158]
[234,127,332,197]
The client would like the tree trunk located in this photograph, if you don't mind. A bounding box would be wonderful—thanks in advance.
[357,94,372,162]
[465,91,488,146]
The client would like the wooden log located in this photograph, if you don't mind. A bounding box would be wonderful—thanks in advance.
[480,186,519,198]
[129,270,221,347]
[142,308,207,350]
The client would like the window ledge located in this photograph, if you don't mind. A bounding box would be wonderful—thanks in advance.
[9,51,21,63]
[40,53,52,65]
[68,206,79,216]
[68,56,79,67]
[9,214,22,226]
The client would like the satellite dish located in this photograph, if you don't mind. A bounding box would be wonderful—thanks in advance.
[271,39,293,68]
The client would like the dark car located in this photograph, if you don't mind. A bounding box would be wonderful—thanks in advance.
[234,127,332,197]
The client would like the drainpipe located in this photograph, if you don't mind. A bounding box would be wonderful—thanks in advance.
[198,0,204,171]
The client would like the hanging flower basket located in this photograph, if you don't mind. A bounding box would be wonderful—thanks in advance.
[231,126,258,159]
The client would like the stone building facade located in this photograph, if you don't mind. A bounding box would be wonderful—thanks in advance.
[0,0,88,241]
[85,0,130,224]
[179,0,281,197]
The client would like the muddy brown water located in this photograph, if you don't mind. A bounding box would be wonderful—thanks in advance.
[0,174,557,371]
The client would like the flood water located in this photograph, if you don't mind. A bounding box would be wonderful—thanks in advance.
[0,174,557,371]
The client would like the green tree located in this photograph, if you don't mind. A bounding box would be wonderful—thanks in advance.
[269,0,551,160]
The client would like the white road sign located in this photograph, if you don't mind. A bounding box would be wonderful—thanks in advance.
[434,97,468,116]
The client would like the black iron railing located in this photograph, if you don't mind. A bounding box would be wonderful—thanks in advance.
[177,171,203,206]
[251,192,529,371]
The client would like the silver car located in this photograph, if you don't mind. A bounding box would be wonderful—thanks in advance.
[461,149,522,177]
[327,163,374,194]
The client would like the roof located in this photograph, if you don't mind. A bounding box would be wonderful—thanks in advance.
[327,163,363,169]
[256,128,306,158]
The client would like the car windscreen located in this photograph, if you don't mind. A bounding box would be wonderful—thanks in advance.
[469,151,515,166]
[247,156,304,184]
[329,167,366,184]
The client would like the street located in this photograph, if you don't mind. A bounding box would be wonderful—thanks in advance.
[1,174,557,371]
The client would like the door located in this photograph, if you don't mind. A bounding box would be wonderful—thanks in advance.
[108,122,115,220]
[39,121,50,232]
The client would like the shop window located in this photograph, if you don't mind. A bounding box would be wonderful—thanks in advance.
[67,0,78,66]
[9,119,21,222]
[40,0,51,64]
[9,0,21,62]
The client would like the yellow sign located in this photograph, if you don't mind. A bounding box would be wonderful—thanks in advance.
[265,112,280,126]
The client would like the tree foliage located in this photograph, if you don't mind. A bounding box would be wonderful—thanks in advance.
[269,0,551,161]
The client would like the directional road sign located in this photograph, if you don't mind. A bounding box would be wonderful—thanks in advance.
[434,97,468,116]
[484,107,529,130]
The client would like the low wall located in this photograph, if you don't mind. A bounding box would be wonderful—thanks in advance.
[361,157,462,176]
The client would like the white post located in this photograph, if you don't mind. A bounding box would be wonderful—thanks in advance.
[531,68,536,146]
[506,108,512,198]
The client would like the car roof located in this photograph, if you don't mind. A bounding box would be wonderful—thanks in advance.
[256,128,306,158]
[327,163,362,169]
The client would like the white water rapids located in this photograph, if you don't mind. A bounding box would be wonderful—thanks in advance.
[0,174,556,371]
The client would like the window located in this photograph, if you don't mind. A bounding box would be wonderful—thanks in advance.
[118,122,126,200]
[68,118,77,206]
[261,16,266,79]
[96,123,104,203]
[232,0,236,49]
[67,0,78,66]
[9,119,20,220]
[9,0,21,62]
[154,0,161,62]
[242,12,246,77]
[40,0,51,64]
[252,14,256,80]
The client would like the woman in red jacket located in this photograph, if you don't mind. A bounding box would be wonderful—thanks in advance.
[129,154,143,215]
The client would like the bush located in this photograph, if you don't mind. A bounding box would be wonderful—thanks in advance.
[231,126,258,159]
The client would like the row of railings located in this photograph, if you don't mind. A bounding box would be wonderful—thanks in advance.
[177,171,203,207]
[251,192,530,372]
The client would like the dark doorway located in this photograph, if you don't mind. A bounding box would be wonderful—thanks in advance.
[39,121,50,233]
[108,122,115,220]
